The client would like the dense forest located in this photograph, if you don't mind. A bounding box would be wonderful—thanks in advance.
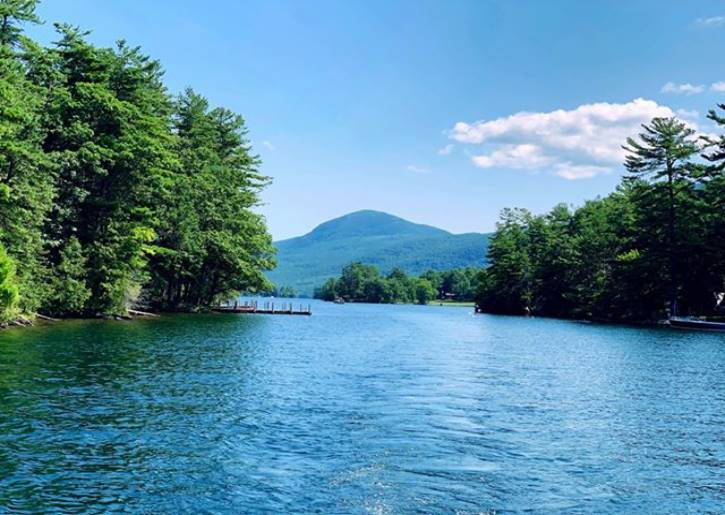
[314,263,480,304]
[0,1,274,323]
[477,114,725,322]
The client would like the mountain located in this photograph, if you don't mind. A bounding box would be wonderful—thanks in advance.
[267,210,491,296]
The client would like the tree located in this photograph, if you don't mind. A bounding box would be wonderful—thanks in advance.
[477,208,534,314]
[146,89,274,310]
[0,0,40,49]
[0,4,276,320]
[31,26,177,314]
[336,262,379,301]
[0,243,19,321]
[0,0,52,313]
[701,105,725,307]
[415,278,436,305]
[623,117,699,316]
[315,278,338,301]
[475,113,725,322]
[46,237,90,316]
[703,104,725,169]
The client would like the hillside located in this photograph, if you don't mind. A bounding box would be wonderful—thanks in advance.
[267,210,490,296]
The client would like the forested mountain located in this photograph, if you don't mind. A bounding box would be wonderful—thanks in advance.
[0,1,274,322]
[268,211,490,296]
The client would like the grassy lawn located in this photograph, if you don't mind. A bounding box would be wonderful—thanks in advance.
[428,300,476,307]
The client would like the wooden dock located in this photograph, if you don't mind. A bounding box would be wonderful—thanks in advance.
[213,300,312,316]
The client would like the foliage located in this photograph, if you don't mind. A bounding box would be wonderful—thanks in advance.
[314,263,478,305]
[266,285,297,298]
[477,117,723,322]
[143,90,274,310]
[0,243,19,321]
[270,210,490,296]
[0,1,274,318]
[45,237,90,316]
[0,1,53,313]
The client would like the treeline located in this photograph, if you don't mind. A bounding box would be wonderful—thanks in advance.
[477,114,725,322]
[0,2,274,322]
[266,285,298,298]
[314,263,481,304]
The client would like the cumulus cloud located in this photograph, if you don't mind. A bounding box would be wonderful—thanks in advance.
[711,81,725,92]
[661,82,705,95]
[694,16,725,28]
[554,164,611,181]
[472,144,552,169]
[406,164,430,174]
[438,144,455,155]
[449,98,686,180]
[677,108,699,120]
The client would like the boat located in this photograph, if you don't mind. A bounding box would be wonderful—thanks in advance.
[668,317,725,332]
[333,297,345,304]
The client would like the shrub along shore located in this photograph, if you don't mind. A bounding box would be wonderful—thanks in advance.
[0,1,275,327]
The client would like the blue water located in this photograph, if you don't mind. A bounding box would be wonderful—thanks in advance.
[0,301,723,513]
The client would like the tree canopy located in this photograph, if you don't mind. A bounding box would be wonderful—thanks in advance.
[314,263,479,305]
[0,1,274,321]
[477,116,724,322]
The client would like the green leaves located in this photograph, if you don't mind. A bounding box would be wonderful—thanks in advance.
[314,263,477,305]
[0,243,19,321]
[0,2,275,318]
[0,0,40,49]
[144,88,274,310]
[479,113,725,322]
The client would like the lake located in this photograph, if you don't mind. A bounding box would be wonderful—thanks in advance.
[0,301,723,513]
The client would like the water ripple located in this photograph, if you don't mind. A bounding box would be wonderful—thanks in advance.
[0,304,723,513]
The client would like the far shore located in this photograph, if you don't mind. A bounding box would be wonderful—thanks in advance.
[431,300,475,308]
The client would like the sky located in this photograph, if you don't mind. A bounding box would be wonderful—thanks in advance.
[28,0,725,240]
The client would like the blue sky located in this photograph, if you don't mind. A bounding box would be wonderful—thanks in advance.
[29,1,725,240]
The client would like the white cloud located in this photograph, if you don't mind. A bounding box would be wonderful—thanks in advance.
[262,140,275,151]
[554,163,611,180]
[406,164,430,174]
[661,82,705,95]
[472,144,552,169]
[711,81,725,92]
[449,98,687,180]
[677,108,699,120]
[438,144,455,155]
[694,16,725,28]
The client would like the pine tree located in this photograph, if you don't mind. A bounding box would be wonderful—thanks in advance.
[37,25,175,315]
[0,0,39,49]
[146,89,274,309]
[622,117,700,316]
[0,0,52,313]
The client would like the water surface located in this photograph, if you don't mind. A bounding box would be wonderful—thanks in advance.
[0,302,723,513]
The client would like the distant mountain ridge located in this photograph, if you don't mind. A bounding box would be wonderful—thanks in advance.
[267,210,490,296]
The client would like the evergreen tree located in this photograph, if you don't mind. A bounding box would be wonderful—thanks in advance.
[0,0,39,48]
[146,89,274,309]
[36,26,176,314]
[0,0,52,313]
[0,242,19,321]
[0,2,276,321]
[623,117,699,315]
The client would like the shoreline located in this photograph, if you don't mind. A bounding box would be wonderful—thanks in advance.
[0,310,163,332]
[473,309,677,331]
